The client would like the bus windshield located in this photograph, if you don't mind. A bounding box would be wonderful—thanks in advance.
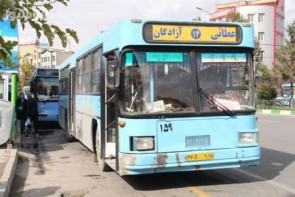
[198,52,255,112]
[36,77,59,101]
[122,51,254,115]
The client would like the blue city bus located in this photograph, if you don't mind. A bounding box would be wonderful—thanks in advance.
[59,20,260,175]
[281,83,295,97]
[31,68,59,127]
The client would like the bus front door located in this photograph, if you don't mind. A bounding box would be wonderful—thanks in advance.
[102,58,119,170]
[68,68,76,140]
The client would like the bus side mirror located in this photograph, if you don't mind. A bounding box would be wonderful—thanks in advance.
[106,60,120,89]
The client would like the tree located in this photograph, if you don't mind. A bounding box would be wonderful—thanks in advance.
[225,11,248,22]
[18,59,35,90]
[255,39,277,100]
[274,21,295,100]
[0,0,79,62]
[192,16,202,21]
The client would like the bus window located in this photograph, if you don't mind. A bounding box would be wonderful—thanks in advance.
[76,59,83,94]
[91,50,101,94]
[0,78,4,99]
[197,52,254,111]
[123,51,194,114]
[37,77,59,101]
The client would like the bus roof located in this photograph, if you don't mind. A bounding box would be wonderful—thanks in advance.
[59,19,254,70]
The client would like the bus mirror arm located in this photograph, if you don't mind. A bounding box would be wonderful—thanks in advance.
[106,59,120,89]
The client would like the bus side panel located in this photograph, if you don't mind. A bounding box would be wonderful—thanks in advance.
[58,95,68,130]
[75,95,101,151]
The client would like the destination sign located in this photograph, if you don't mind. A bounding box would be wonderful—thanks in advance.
[143,23,242,44]
[37,69,59,76]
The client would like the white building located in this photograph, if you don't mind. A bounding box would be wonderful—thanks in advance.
[19,38,73,69]
[209,0,285,68]
[39,49,73,69]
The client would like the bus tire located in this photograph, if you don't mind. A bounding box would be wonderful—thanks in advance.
[95,130,112,172]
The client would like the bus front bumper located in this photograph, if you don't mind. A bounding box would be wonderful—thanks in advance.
[119,146,260,175]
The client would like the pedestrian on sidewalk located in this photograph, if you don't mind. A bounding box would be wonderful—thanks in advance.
[15,92,28,135]
[27,91,39,138]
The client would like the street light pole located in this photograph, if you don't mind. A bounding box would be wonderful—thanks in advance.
[196,7,210,14]
[195,6,211,21]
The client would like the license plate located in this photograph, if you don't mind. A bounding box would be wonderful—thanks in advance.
[185,153,214,161]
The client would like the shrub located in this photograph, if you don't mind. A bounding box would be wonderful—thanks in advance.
[256,85,277,100]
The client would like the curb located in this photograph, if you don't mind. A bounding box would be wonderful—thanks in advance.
[257,109,295,115]
[0,149,18,197]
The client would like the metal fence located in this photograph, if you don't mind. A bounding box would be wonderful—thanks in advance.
[256,99,295,109]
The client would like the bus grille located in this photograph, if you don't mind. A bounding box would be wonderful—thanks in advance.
[185,135,210,148]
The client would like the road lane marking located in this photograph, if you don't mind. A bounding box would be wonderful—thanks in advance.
[188,187,209,197]
[234,168,295,194]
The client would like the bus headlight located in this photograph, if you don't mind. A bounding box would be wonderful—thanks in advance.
[132,137,154,151]
[239,132,259,144]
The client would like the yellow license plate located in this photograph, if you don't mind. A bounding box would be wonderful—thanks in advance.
[185,153,214,161]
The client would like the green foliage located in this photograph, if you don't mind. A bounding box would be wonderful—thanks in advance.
[254,39,262,63]
[254,38,277,99]
[257,64,274,82]
[225,11,248,22]
[0,0,79,64]
[19,60,35,89]
[192,16,202,21]
[256,85,277,100]
[0,36,18,60]
[274,20,295,99]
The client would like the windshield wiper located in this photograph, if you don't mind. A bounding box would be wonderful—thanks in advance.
[199,89,235,117]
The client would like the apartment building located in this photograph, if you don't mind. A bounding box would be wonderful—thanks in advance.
[39,49,73,68]
[19,38,73,69]
[209,0,285,68]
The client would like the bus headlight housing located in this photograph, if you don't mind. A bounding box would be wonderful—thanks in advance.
[132,137,154,151]
[239,132,259,144]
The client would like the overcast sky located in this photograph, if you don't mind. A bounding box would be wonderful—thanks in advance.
[20,0,295,51]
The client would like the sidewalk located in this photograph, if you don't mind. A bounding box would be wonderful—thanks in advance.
[257,109,295,115]
[0,148,18,197]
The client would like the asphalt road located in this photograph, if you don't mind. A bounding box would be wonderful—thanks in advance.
[10,114,295,197]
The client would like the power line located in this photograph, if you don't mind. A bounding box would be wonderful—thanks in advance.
[259,43,285,47]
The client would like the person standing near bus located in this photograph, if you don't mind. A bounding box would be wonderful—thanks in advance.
[16,92,28,134]
[27,91,39,138]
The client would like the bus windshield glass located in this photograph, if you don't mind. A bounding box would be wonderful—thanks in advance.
[36,77,59,101]
[123,51,194,114]
[122,51,254,115]
[197,52,255,112]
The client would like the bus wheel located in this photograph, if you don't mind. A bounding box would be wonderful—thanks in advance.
[95,131,112,172]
